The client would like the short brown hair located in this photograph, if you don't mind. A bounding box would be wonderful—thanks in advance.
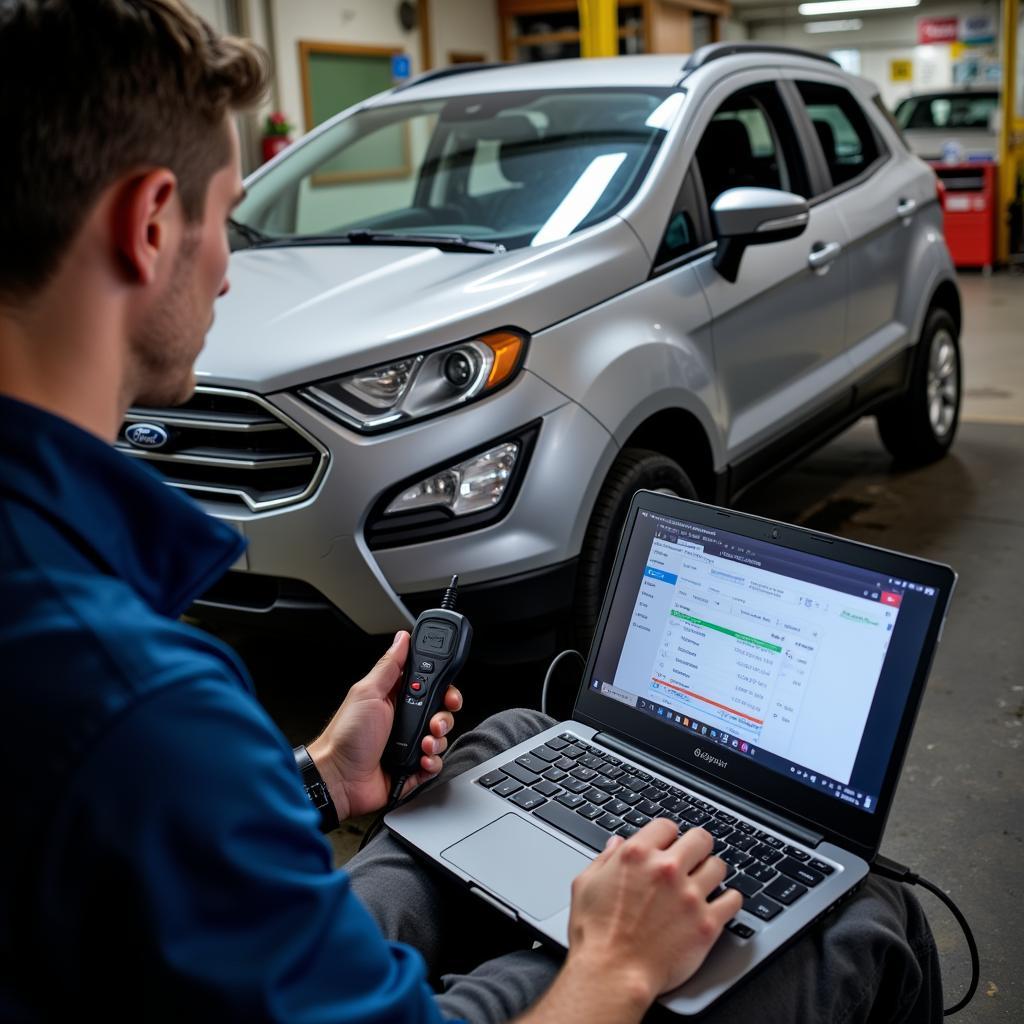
[0,0,269,301]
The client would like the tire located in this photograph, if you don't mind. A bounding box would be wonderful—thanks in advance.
[876,308,961,465]
[575,448,697,648]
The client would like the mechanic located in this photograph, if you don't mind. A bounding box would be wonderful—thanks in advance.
[0,2,944,1021]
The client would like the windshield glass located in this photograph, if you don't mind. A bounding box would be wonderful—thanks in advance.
[233,88,680,251]
[894,92,998,131]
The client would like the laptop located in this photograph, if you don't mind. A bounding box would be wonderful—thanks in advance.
[386,492,956,1015]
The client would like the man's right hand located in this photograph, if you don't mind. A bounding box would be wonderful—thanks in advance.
[519,821,742,1024]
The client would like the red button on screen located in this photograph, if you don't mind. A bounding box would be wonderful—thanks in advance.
[881,591,902,607]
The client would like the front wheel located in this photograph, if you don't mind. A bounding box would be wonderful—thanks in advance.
[877,308,961,465]
[575,448,697,648]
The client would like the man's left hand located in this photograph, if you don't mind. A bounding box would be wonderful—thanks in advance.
[306,631,463,822]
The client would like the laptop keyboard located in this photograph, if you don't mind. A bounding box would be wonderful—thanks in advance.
[476,732,836,934]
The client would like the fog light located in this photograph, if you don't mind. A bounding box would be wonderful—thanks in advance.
[385,442,520,517]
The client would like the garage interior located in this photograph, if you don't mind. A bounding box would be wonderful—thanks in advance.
[18,0,1021,1019]
[175,3,1024,1019]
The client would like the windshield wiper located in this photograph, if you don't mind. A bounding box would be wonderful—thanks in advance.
[344,230,505,254]
[244,229,504,255]
[228,218,274,249]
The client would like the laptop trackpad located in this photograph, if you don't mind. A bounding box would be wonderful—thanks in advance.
[441,813,590,921]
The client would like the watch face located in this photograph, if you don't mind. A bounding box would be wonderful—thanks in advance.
[305,780,330,809]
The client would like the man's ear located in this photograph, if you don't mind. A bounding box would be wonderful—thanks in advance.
[111,169,180,285]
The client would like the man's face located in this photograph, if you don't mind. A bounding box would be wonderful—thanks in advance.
[130,119,243,407]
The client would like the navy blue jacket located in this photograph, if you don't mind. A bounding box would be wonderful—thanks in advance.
[0,395,444,1021]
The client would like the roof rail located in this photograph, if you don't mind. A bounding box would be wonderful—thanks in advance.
[679,43,839,78]
[392,61,508,93]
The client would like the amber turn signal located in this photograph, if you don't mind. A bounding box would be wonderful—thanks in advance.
[482,331,525,389]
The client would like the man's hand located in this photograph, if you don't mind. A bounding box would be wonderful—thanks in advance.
[306,631,463,822]
[519,821,743,1024]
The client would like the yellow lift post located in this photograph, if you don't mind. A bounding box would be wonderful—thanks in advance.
[579,0,619,58]
[998,0,1024,263]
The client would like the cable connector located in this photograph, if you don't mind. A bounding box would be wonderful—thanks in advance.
[871,854,919,885]
[440,574,459,610]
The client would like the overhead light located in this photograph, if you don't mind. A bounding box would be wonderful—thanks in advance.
[799,0,919,15]
[805,18,864,32]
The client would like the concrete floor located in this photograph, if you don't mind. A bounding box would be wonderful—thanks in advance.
[240,271,1023,1023]
[958,273,1024,425]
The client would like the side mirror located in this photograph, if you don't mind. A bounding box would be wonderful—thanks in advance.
[711,187,809,283]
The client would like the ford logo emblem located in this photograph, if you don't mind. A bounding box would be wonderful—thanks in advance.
[124,423,170,449]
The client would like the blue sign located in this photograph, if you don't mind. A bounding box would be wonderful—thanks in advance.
[391,53,411,81]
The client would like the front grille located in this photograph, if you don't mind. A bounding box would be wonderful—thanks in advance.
[115,387,328,512]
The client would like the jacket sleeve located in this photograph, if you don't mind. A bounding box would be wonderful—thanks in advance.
[38,674,451,1023]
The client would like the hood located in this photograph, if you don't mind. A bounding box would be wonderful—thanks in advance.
[195,219,649,393]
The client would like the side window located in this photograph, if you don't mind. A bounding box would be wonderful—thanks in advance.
[795,81,882,189]
[655,167,708,267]
[694,83,810,211]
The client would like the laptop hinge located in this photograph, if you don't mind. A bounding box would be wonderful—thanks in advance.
[595,732,824,848]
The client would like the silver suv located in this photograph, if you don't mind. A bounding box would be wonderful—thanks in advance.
[119,44,961,659]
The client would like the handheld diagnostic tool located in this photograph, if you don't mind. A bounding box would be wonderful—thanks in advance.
[383,575,472,782]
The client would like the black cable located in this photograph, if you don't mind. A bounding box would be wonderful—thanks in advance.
[358,774,409,852]
[871,855,979,1016]
[541,649,585,717]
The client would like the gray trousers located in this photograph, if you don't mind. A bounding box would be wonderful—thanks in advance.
[347,710,943,1024]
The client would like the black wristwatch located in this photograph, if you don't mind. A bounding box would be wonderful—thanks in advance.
[293,745,340,833]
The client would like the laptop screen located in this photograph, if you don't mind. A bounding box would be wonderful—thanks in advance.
[581,502,951,825]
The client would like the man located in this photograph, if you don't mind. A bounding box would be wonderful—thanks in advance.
[0,2,942,1021]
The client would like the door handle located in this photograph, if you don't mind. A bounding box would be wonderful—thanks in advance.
[897,198,917,218]
[807,241,842,271]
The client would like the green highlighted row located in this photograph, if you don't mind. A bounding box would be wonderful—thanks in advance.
[671,610,783,653]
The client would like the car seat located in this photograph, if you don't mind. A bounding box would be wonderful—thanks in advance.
[697,118,758,204]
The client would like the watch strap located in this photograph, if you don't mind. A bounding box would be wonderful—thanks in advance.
[293,745,340,833]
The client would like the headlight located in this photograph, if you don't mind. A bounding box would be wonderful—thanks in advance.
[384,442,519,517]
[299,329,527,432]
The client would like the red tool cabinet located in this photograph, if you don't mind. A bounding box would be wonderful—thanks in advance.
[931,162,998,271]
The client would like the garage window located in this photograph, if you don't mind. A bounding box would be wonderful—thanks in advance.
[796,81,882,189]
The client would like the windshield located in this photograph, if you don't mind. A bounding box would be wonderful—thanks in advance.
[233,88,680,251]
[894,92,998,131]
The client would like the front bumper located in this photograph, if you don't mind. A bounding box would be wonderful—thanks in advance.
[195,370,613,635]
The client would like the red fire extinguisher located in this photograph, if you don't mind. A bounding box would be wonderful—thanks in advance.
[261,111,293,164]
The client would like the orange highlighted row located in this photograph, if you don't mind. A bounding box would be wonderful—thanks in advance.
[651,677,765,726]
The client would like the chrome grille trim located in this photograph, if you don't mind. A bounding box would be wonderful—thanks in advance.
[116,386,329,513]
[123,410,287,433]
[124,449,316,470]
